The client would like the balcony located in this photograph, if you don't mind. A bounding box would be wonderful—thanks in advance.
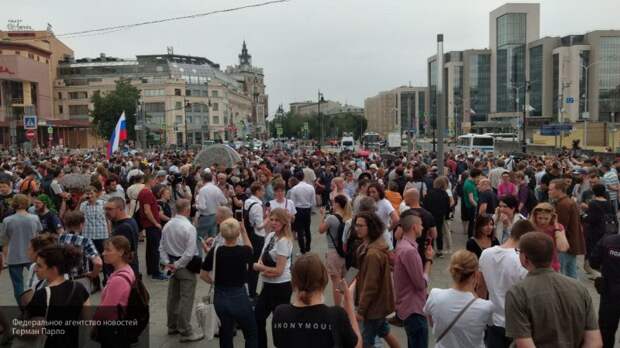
[10,97,24,106]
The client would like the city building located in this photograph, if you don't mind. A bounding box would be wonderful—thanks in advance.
[364,86,428,137]
[289,99,343,116]
[463,49,492,133]
[55,43,265,147]
[0,27,96,147]
[489,3,540,127]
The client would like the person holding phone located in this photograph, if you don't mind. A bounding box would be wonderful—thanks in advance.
[529,203,569,272]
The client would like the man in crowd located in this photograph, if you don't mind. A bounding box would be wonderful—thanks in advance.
[80,184,109,290]
[244,182,268,299]
[288,170,316,253]
[160,199,204,343]
[104,196,140,276]
[601,163,619,212]
[393,213,433,348]
[401,188,437,263]
[549,178,585,279]
[505,232,601,347]
[479,220,533,347]
[464,168,481,238]
[138,175,165,280]
[196,170,228,239]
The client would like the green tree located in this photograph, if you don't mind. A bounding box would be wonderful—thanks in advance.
[91,79,140,140]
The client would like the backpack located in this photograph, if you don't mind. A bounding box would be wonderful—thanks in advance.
[327,214,347,258]
[243,202,259,236]
[117,272,150,342]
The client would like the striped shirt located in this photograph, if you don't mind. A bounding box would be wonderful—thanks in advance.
[603,170,619,201]
[80,199,108,240]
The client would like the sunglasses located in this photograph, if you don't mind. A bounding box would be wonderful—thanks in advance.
[534,208,553,213]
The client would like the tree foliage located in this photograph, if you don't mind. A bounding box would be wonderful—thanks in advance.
[270,111,367,140]
[91,79,140,140]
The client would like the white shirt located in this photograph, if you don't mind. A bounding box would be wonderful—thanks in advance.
[479,246,528,328]
[260,232,293,284]
[197,182,227,215]
[159,215,198,269]
[288,181,316,209]
[269,198,297,217]
[375,198,395,228]
[244,195,266,237]
[423,288,494,348]
[302,167,316,185]
[489,167,508,190]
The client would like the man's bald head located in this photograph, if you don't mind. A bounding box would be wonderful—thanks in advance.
[403,188,420,206]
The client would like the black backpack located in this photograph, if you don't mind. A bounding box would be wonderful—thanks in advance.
[243,202,259,236]
[327,214,347,258]
[117,272,150,342]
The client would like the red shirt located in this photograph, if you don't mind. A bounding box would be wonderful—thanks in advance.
[138,187,160,228]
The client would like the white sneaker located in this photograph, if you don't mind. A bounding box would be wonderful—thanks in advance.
[179,332,205,343]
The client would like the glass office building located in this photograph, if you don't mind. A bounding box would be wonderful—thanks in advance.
[496,13,527,113]
[469,53,491,123]
[599,37,620,122]
[528,45,543,116]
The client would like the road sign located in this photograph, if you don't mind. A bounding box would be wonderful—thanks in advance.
[47,126,53,134]
[566,97,575,104]
[582,112,590,119]
[26,129,35,140]
[24,115,37,129]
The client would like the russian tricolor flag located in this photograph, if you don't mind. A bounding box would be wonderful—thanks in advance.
[106,112,127,158]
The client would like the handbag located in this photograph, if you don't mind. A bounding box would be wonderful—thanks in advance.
[261,234,278,267]
[12,287,51,348]
[435,297,476,343]
[196,246,220,340]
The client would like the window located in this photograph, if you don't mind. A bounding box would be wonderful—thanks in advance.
[144,102,165,113]
[57,92,62,100]
[68,91,88,100]
[213,115,220,124]
[175,89,182,96]
[68,104,89,116]
[28,53,34,59]
[15,51,20,55]
[187,115,193,124]
[202,90,209,97]
[58,105,63,114]
[176,115,182,124]
[213,102,219,111]
[212,90,219,98]
[186,90,192,96]
[175,101,182,110]
[143,89,165,97]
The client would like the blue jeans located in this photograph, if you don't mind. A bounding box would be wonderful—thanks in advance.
[362,318,390,348]
[214,286,258,348]
[9,263,30,305]
[197,214,217,240]
[403,313,428,348]
[559,252,577,279]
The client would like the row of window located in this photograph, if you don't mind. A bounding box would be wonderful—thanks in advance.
[0,50,49,64]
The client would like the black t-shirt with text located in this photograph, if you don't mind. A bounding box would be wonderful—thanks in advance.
[272,304,357,348]
[202,245,252,287]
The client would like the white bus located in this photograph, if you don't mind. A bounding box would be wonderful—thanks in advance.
[456,133,495,153]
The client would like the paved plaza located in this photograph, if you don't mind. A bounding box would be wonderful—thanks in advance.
[0,208,610,347]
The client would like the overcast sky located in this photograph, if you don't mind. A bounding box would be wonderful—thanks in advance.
[4,0,619,114]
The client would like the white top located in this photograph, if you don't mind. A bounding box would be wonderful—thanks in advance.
[479,246,528,327]
[269,198,297,217]
[375,198,395,228]
[287,181,316,209]
[302,167,316,185]
[245,196,266,237]
[423,288,494,348]
[260,232,293,284]
[488,167,508,190]
[196,182,228,215]
[159,215,198,269]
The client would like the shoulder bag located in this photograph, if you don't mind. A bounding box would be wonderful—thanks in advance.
[196,245,220,340]
[435,297,477,344]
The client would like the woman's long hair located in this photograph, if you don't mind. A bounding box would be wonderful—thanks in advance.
[270,208,293,240]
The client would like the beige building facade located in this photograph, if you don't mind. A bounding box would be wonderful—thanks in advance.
[364,86,428,137]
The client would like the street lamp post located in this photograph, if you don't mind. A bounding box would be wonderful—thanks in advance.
[318,90,325,149]
[511,81,530,153]
[580,58,600,148]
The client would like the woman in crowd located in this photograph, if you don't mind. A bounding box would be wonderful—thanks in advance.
[384,181,402,212]
[253,208,294,348]
[404,168,427,198]
[367,182,399,246]
[319,194,352,306]
[353,211,399,348]
[529,203,570,272]
[423,176,451,257]
[258,170,274,204]
[25,245,91,348]
[201,217,256,348]
[466,215,500,259]
[94,235,136,347]
[157,186,173,226]
[269,179,296,223]
[493,195,525,244]
[22,233,58,305]
[272,253,361,348]
[423,250,494,348]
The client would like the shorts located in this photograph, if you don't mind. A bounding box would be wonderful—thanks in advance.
[325,249,346,278]
[362,318,390,346]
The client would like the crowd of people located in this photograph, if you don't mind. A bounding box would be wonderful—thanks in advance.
[0,144,618,348]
